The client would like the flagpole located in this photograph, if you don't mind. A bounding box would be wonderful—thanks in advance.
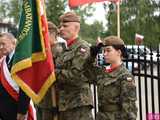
[51,86,58,120]
[117,1,120,38]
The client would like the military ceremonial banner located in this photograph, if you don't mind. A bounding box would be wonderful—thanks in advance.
[11,0,55,103]
[69,0,120,8]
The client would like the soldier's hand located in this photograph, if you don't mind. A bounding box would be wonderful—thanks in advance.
[96,36,102,45]
[17,113,26,120]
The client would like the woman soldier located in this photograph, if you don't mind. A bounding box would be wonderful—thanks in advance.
[95,36,137,120]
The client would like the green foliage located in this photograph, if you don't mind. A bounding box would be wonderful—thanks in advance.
[72,5,104,44]
[8,0,20,24]
[0,0,20,24]
[73,4,96,20]
[45,0,65,26]
[80,20,104,44]
[105,0,160,46]
[0,0,104,45]
[0,0,10,20]
[0,0,65,26]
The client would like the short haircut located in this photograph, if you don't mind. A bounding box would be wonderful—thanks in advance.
[0,32,17,44]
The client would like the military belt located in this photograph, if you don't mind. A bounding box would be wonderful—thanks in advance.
[63,84,89,91]
[100,104,120,112]
[38,106,59,115]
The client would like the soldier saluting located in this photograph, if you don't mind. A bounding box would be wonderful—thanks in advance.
[95,36,137,120]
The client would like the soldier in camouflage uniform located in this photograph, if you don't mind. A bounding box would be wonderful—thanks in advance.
[37,21,59,120]
[95,36,137,120]
[55,12,94,120]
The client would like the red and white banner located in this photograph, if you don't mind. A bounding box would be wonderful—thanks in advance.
[135,33,144,45]
[69,0,120,8]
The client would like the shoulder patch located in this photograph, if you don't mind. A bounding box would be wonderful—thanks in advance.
[80,47,87,54]
[127,77,132,82]
[126,76,135,86]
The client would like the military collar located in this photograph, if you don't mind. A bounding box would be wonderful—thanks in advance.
[107,64,126,78]
[66,38,80,50]
[67,38,76,47]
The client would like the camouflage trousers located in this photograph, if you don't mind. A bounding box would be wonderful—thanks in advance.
[36,106,57,120]
[96,111,122,120]
[59,106,94,120]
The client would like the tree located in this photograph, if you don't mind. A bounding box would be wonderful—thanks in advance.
[80,20,104,44]
[45,0,104,43]
[0,0,22,25]
[105,0,160,46]
[0,0,10,21]
[45,0,65,25]
[7,0,20,24]
[71,5,105,43]
[0,0,65,26]
[0,0,106,44]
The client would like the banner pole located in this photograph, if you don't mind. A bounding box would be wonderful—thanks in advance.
[117,1,120,38]
[51,85,58,120]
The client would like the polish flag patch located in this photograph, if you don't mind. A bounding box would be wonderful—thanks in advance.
[80,48,86,53]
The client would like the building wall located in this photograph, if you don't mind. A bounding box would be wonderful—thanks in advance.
[0,23,11,33]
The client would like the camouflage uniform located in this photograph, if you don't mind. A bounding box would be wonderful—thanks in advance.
[92,36,138,120]
[96,64,137,120]
[56,38,94,120]
[37,87,56,120]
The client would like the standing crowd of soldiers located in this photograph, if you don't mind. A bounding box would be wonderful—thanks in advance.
[0,11,137,120]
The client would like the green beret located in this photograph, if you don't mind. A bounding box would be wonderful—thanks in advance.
[103,36,124,46]
[59,12,80,23]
